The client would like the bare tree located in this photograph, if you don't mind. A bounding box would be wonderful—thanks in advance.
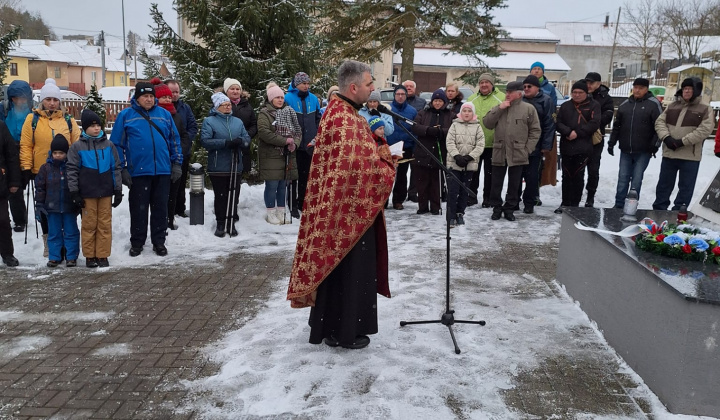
[660,0,716,60]
[621,0,665,75]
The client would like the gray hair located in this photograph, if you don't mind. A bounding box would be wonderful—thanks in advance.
[338,60,371,92]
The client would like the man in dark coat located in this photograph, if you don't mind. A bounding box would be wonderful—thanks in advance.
[584,72,615,207]
[0,120,21,266]
[608,78,663,208]
[555,81,601,213]
[402,80,427,112]
[520,75,555,214]
[166,79,198,218]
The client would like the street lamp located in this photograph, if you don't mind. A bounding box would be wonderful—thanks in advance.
[189,163,205,225]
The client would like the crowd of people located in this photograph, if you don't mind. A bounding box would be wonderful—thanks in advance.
[0,61,717,270]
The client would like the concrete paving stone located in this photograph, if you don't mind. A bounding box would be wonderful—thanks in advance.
[16,406,59,417]
[111,398,143,418]
[95,399,124,418]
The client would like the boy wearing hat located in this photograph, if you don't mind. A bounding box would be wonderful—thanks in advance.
[583,72,615,207]
[35,135,80,267]
[530,62,558,107]
[652,77,714,210]
[67,110,122,268]
[368,116,387,144]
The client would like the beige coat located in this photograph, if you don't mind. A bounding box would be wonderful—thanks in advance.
[655,96,714,162]
[482,99,541,167]
[446,119,485,171]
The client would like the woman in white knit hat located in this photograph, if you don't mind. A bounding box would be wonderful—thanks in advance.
[224,78,257,179]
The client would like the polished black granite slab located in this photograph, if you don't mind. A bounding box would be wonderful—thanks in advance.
[564,207,720,305]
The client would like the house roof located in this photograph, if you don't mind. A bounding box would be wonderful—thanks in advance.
[8,45,38,60]
[501,27,560,43]
[16,40,77,63]
[544,22,636,47]
[394,48,571,72]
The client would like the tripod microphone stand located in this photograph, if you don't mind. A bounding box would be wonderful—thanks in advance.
[385,109,486,354]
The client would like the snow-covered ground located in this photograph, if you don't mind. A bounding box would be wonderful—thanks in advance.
[9,139,720,419]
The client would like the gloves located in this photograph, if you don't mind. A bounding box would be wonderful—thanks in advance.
[664,136,684,150]
[427,126,442,137]
[368,108,381,117]
[171,163,182,182]
[461,155,474,165]
[34,203,47,221]
[112,190,123,208]
[454,155,467,167]
[121,168,132,187]
[607,145,614,156]
[70,191,85,209]
[22,170,32,189]
[225,138,242,149]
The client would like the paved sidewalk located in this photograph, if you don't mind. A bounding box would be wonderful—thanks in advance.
[0,239,654,419]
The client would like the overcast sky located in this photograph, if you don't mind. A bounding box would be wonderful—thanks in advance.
[22,0,626,42]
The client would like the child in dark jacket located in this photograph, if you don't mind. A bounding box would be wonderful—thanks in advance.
[67,110,122,268]
[35,135,80,267]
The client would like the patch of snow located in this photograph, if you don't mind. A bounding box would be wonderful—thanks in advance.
[0,336,52,360]
[0,311,115,323]
[93,343,132,357]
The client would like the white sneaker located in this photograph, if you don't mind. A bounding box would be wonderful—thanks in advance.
[276,208,291,224]
[265,208,282,225]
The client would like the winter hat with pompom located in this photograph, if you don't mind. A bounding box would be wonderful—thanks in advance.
[39,78,61,102]
[457,102,477,120]
[150,77,172,99]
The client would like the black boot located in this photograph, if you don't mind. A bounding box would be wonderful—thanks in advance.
[585,192,595,208]
[1,254,18,267]
[491,207,502,220]
[503,210,516,221]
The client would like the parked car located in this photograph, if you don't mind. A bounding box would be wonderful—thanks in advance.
[98,86,135,102]
[418,86,475,102]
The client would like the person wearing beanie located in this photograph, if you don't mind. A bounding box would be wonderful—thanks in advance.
[554,80,601,214]
[165,79,197,219]
[223,78,257,181]
[483,82,540,221]
[66,109,122,268]
[257,83,300,225]
[402,80,427,112]
[386,83,418,210]
[110,80,183,257]
[151,78,190,232]
[359,90,394,138]
[0,80,33,232]
[34,134,79,267]
[581,72,615,207]
[285,71,321,219]
[409,88,453,215]
[653,77,714,211]
[607,77,663,209]
[320,85,339,115]
[19,78,80,258]
[200,89,251,236]
[0,119,21,266]
[445,101,485,227]
[368,116,386,140]
[467,72,505,207]
[519,74,556,214]
[530,61,558,106]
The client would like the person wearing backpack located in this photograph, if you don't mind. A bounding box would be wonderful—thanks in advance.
[19,79,80,258]
[110,82,183,257]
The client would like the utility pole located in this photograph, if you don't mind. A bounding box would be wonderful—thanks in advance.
[608,7,621,86]
[100,31,106,88]
[122,0,128,86]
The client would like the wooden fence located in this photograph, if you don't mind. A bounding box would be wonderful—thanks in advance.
[62,99,130,130]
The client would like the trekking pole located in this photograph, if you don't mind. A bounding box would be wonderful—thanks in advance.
[24,186,29,244]
[225,148,238,235]
[284,149,291,225]
[31,179,38,238]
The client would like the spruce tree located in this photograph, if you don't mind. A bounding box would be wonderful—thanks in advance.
[0,25,20,100]
[85,83,106,128]
[316,0,506,83]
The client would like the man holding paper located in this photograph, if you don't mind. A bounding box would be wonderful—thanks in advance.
[288,60,399,350]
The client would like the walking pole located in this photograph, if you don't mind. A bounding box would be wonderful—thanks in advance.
[24,186,29,244]
[31,179,38,238]
[284,149,291,225]
[225,148,238,235]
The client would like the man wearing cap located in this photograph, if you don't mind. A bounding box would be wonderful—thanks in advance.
[359,90,394,137]
[520,75,555,214]
[467,73,505,207]
[110,81,183,257]
[483,81,540,221]
[166,79,198,218]
[583,72,615,207]
[402,80,427,112]
[20,78,80,257]
[608,78,663,208]
[530,62,558,107]
[555,80,601,213]
[386,84,418,209]
[652,77,714,210]
[285,72,321,219]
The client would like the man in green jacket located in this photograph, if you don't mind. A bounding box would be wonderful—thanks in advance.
[467,73,505,207]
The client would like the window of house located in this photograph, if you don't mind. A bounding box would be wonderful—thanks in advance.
[91,71,97,81]
[584,35,592,42]
[54,67,61,78]
[10,63,17,76]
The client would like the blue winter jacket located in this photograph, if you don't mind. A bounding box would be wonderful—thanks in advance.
[200,108,250,174]
[110,98,183,177]
[35,155,74,213]
[523,90,556,156]
[386,99,418,149]
[1,80,33,142]
[174,99,198,152]
[539,77,558,108]
[67,131,122,198]
[358,107,395,137]
[284,85,321,151]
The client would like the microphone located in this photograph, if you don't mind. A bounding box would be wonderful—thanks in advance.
[376,104,415,126]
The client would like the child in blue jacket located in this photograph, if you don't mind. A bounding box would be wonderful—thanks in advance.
[35,135,80,267]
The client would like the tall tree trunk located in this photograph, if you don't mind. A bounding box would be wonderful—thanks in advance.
[400,12,416,82]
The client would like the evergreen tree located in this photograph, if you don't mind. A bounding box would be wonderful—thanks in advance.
[317,0,506,83]
[85,83,106,128]
[138,48,161,80]
[0,24,20,100]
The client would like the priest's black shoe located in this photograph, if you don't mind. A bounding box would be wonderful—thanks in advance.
[341,335,370,349]
[323,336,339,347]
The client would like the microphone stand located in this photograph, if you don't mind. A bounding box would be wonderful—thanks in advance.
[386,108,486,354]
